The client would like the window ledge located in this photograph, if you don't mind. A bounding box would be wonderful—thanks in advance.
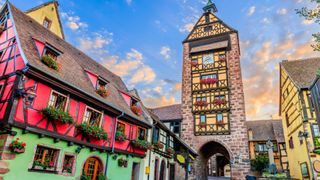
[28,168,59,174]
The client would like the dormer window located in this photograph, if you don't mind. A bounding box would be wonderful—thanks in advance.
[130,99,142,116]
[43,17,52,29]
[41,45,61,71]
[95,78,109,97]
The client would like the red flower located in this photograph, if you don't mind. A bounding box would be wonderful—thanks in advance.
[9,144,12,147]
[16,138,20,140]
[14,141,18,144]
[21,142,26,147]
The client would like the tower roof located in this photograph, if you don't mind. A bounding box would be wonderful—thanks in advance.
[203,0,217,13]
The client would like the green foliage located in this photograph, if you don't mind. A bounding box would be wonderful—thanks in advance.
[32,158,55,169]
[76,122,108,140]
[96,88,110,98]
[314,137,320,149]
[80,175,91,180]
[9,138,26,150]
[250,155,269,173]
[42,107,73,124]
[262,172,287,178]
[115,129,127,142]
[297,0,320,51]
[131,139,151,150]
[98,173,107,180]
[41,55,59,70]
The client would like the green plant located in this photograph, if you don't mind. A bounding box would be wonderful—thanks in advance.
[76,122,108,140]
[41,55,59,70]
[314,137,320,149]
[9,138,26,153]
[115,129,127,142]
[98,173,107,180]
[131,105,142,116]
[166,147,175,155]
[153,141,164,149]
[80,175,91,180]
[96,88,110,98]
[42,107,73,124]
[250,155,269,174]
[131,139,151,151]
[32,158,55,170]
[262,172,287,178]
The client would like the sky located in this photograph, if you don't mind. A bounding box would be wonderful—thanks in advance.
[9,0,320,120]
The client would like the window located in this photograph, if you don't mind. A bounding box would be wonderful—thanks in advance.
[48,91,68,110]
[205,14,210,23]
[202,54,214,65]
[196,97,207,102]
[153,127,159,143]
[83,157,103,180]
[285,113,290,127]
[201,74,217,80]
[200,115,206,124]
[83,107,102,127]
[255,144,267,152]
[300,162,309,178]
[215,95,225,100]
[32,146,59,170]
[43,17,52,29]
[62,154,75,174]
[137,127,147,140]
[117,122,125,133]
[170,121,180,134]
[217,113,223,123]
[43,46,59,60]
[308,94,315,112]
[96,79,107,90]
[312,124,320,137]
[289,136,294,149]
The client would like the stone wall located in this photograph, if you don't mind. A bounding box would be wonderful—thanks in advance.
[181,32,250,180]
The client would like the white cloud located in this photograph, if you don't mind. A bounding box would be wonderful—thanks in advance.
[129,66,156,84]
[277,8,288,15]
[78,33,113,52]
[247,6,256,16]
[179,23,194,33]
[61,12,88,31]
[160,46,171,60]
[261,17,271,24]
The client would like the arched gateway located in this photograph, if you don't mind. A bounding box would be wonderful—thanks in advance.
[181,1,250,179]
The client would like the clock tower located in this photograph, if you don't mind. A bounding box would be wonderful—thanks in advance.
[180,1,250,179]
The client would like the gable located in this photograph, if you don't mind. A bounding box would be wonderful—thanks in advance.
[26,2,64,39]
[185,12,234,42]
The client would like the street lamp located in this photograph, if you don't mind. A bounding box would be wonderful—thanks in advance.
[298,131,309,141]
[15,87,37,105]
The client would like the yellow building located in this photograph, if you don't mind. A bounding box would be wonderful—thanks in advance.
[279,58,320,179]
[25,1,65,39]
[246,120,288,173]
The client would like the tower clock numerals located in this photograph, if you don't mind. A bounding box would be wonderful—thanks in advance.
[203,54,214,65]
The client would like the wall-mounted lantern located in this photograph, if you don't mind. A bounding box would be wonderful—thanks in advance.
[15,87,37,105]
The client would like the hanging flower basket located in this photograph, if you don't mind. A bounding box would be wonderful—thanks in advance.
[41,55,59,71]
[214,99,227,105]
[131,139,151,151]
[115,130,127,142]
[194,101,208,107]
[9,138,26,154]
[166,147,175,155]
[118,158,124,167]
[153,141,164,150]
[96,88,110,98]
[76,123,108,140]
[42,107,73,124]
[200,78,218,85]
[131,105,142,116]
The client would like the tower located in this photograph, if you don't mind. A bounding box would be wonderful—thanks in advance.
[181,1,250,179]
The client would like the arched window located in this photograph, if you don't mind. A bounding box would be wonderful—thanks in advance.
[159,160,166,180]
[83,157,103,180]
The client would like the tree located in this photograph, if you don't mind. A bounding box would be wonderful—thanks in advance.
[297,0,320,51]
[250,155,269,174]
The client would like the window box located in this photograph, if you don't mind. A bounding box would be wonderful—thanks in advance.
[194,101,208,107]
[42,107,73,124]
[76,122,108,140]
[41,55,59,71]
[153,141,164,150]
[9,138,26,154]
[213,99,227,105]
[131,139,151,151]
[96,88,110,98]
[115,130,127,142]
[200,78,218,85]
[166,147,175,155]
[131,105,142,116]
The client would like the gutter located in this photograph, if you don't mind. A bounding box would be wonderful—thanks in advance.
[105,112,124,177]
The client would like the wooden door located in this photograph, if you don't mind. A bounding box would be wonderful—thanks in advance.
[131,162,140,180]
[159,160,166,180]
[169,164,175,180]
[83,157,102,180]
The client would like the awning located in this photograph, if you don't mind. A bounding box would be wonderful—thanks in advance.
[190,40,228,53]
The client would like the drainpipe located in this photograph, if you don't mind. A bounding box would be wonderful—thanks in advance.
[105,112,124,177]
[147,120,158,180]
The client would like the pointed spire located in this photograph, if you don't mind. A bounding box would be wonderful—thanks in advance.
[203,0,217,13]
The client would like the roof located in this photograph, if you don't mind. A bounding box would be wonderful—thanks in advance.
[246,119,284,143]
[8,3,151,127]
[25,1,65,40]
[281,57,320,89]
[151,104,182,121]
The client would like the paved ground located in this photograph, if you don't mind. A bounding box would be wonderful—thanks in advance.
[207,176,230,180]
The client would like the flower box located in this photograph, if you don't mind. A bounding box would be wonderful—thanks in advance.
[41,55,59,71]
[166,147,175,155]
[115,130,127,142]
[214,99,227,105]
[42,107,73,124]
[9,138,26,154]
[200,78,218,85]
[32,159,55,170]
[76,123,108,140]
[96,88,110,98]
[194,101,208,107]
[153,141,164,150]
[131,105,142,116]
[131,139,151,151]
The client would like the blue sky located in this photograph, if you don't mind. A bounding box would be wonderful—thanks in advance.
[10,0,320,120]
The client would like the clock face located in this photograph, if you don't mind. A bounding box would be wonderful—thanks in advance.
[203,54,214,65]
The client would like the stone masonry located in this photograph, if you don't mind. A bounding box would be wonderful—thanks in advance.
[181,32,250,180]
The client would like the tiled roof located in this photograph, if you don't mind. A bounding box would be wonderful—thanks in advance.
[246,119,284,143]
[9,3,151,126]
[150,104,182,121]
[281,58,320,88]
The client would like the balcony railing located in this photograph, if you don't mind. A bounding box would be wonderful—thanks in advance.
[195,123,230,135]
[193,100,229,112]
[192,79,228,92]
[191,61,226,72]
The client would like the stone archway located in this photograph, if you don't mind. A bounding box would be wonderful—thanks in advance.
[197,141,232,180]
